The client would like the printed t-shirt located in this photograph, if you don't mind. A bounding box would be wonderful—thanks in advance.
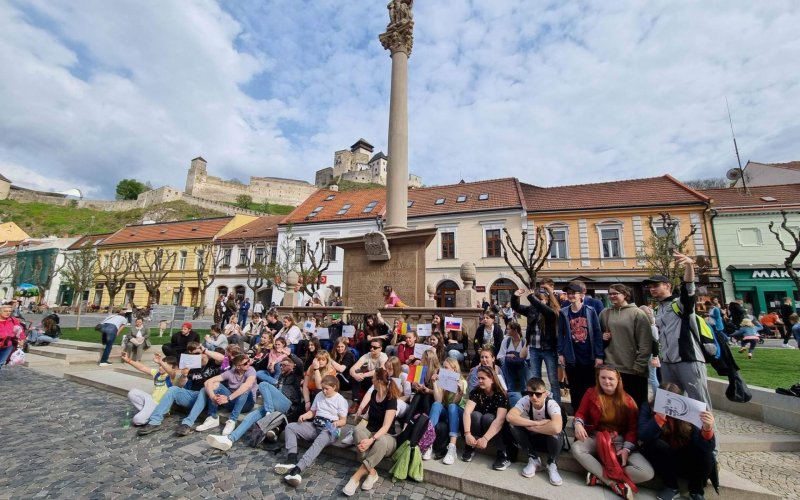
[186,361,220,391]
[514,396,561,421]
[150,369,171,403]
[568,305,592,365]
[469,388,509,416]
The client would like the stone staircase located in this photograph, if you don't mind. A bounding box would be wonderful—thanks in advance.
[22,340,796,499]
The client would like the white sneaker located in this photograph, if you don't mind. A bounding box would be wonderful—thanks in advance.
[522,456,542,478]
[274,463,295,475]
[99,362,112,367]
[284,472,302,487]
[422,447,433,460]
[442,444,457,465]
[222,419,236,436]
[195,416,220,432]
[265,429,278,442]
[341,431,354,446]
[783,344,793,348]
[343,478,359,496]
[361,472,380,491]
[547,463,563,486]
[206,434,232,451]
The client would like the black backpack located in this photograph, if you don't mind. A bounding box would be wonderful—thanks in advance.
[529,396,570,451]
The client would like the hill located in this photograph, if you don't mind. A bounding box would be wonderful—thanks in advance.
[0,199,226,238]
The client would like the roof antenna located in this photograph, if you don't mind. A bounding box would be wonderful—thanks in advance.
[725,97,749,194]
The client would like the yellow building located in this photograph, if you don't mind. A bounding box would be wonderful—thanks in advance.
[94,215,257,309]
[522,175,719,304]
[0,221,30,243]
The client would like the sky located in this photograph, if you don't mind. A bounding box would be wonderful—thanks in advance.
[1,0,798,199]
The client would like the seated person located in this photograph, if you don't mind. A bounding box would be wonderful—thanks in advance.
[428,357,467,465]
[639,383,716,500]
[385,319,406,357]
[191,354,257,436]
[462,365,511,470]
[572,365,654,499]
[356,356,412,421]
[122,352,179,425]
[506,377,564,485]
[330,337,356,391]
[162,322,199,358]
[204,325,228,351]
[396,330,419,368]
[427,333,447,364]
[467,348,509,393]
[302,351,338,410]
[273,375,349,487]
[137,342,223,436]
[274,316,302,355]
[123,318,150,362]
[349,340,388,412]
[256,337,289,383]
[27,315,61,346]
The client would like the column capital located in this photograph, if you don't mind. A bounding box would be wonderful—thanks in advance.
[380,0,414,56]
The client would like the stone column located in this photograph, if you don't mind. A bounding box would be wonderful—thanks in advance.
[380,1,414,234]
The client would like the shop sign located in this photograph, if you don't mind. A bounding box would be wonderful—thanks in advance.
[475,285,486,292]
[751,269,799,279]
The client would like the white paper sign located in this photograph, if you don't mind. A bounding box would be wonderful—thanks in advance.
[413,343,433,359]
[342,325,356,338]
[416,324,432,337]
[179,354,201,370]
[653,388,707,429]
[437,368,460,393]
[303,320,315,333]
[315,327,330,340]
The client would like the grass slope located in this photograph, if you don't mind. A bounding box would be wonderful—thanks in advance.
[708,347,800,390]
[60,326,210,345]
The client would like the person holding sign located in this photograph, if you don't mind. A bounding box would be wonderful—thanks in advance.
[428,357,467,465]
[572,365,653,499]
[638,383,715,500]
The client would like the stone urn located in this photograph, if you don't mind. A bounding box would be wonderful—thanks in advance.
[426,283,435,300]
[285,271,299,289]
[460,262,477,290]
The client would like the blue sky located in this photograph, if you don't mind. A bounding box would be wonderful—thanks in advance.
[1,0,798,198]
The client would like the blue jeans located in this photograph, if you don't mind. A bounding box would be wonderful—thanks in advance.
[257,367,279,384]
[0,345,14,369]
[528,348,561,404]
[206,384,255,419]
[238,313,248,328]
[99,324,119,363]
[148,387,199,425]
[500,357,527,393]
[447,350,465,362]
[648,357,660,394]
[229,382,292,443]
[429,401,464,437]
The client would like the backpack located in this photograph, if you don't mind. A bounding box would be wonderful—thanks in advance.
[529,396,570,451]
[248,411,288,448]
[657,299,721,363]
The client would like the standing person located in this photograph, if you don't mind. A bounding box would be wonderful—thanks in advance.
[462,365,511,470]
[506,377,564,485]
[501,302,515,327]
[704,300,727,343]
[497,322,528,393]
[121,352,179,425]
[645,252,713,409]
[223,293,237,327]
[472,311,503,366]
[728,298,746,329]
[213,295,225,326]
[162,322,199,358]
[572,365,654,499]
[639,382,716,500]
[599,284,653,408]
[790,313,800,348]
[98,312,128,367]
[0,303,22,369]
[253,300,265,318]
[238,298,250,328]
[512,286,561,403]
[557,281,604,413]
[123,318,150,362]
[639,305,661,395]
[780,297,795,348]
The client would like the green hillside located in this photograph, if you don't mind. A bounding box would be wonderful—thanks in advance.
[0,199,226,238]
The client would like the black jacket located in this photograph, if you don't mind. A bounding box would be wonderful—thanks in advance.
[512,293,557,350]
[474,323,504,356]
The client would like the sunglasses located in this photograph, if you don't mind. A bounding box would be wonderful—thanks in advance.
[370,345,382,350]
[524,391,545,398]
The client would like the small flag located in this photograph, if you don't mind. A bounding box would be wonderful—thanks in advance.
[407,365,427,384]
[444,317,462,331]
[399,322,411,334]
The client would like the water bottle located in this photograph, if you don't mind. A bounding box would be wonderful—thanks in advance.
[122,409,132,429]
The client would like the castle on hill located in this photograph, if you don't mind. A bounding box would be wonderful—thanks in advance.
[314,138,422,188]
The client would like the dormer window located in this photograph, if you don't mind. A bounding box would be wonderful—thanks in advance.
[324,194,336,201]
[435,198,445,205]
[407,201,414,208]
[336,204,352,215]
[308,206,323,218]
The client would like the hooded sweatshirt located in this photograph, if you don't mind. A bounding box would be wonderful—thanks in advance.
[599,304,653,376]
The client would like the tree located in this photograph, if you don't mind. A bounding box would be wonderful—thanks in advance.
[235,194,253,208]
[116,179,148,200]
[258,225,330,297]
[683,177,729,190]
[129,247,177,305]
[0,256,17,286]
[768,211,800,294]
[500,226,553,288]
[59,247,97,329]
[96,250,130,310]
[193,243,225,318]
[637,212,698,286]
[237,239,271,306]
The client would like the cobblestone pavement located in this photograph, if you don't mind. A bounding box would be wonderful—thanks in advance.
[0,368,460,500]
[714,409,799,435]
[718,451,800,500]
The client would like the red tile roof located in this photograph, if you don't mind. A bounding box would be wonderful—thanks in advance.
[749,160,800,172]
[522,175,708,212]
[216,215,284,241]
[702,184,800,210]
[282,188,387,225]
[100,217,233,246]
[67,233,114,250]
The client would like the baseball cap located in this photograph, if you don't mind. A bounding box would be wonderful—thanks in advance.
[642,275,671,286]
[562,280,586,294]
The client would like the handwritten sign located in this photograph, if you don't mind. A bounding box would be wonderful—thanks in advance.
[653,388,707,429]
[413,343,433,359]
[437,368,460,393]
[445,317,462,331]
[315,327,330,340]
[179,354,201,370]
[416,323,432,337]
[342,325,356,338]
[303,320,315,333]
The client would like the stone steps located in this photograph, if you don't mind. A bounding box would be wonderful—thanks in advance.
[64,367,153,397]
[26,345,108,365]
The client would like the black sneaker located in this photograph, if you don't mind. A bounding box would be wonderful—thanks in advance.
[461,446,475,462]
[174,424,193,436]
[137,424,162,436]
[492,452,511,471]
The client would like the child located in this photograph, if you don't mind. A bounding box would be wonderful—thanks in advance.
[735,318,761,359]
[274,375,349,487]
[122,351,179,425]
[383,285,408,308]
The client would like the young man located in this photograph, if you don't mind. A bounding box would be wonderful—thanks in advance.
[348,340,388,413]
[162,322,200,358]
[137,342,224,436]
[97,312,128,366]
[204,325,229,351]
[192,354,258,436]
[506,378,564,485]
[238,298,251,328]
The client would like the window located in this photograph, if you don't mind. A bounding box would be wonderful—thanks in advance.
[322,239,337,262]
[295,239,307,262]
[737,228,762,246]
[486,229,502,257]
[362,201,379,213]
[238,247,248,266]
[270,245,278,263]
[178,250,187,270]
[221,248,232,267]
[549,229,568,259]
[441,232,455,259]
[308,206,323,218]
[407,200,414,208]
[435,198,445,205]
[254,247,265,264]
[601,228,621,258]
[124,283,136,304]
[336,204,352,215]
[456,195,467,203]
[652,220,679,243]
[93,284,104,306]
[324,194,336,201]
[478,193,489,200]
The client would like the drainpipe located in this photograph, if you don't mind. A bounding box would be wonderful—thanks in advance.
[708,208,725,302]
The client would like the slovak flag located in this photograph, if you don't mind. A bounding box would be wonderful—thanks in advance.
[444,317,462,331]
[407,365,427,384]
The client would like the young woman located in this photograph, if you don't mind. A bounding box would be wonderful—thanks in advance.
[330,337,356,390]
[256,337,289,383]
[356,356,412,420]
[502,302,515,327]
[383,285,407,308]
[428,357,467,465]
[386,319,406,357]
[404,349,440,420]
[274,375,349,487]
[275,316,303,354]
[302,351,338,407]
[26,315,60,346]
[639,382,716,500]
[497,322,528,393]
[462,365,511,470]
[349,340,388,411]
[472,311,504,366]
[431,313,445,337]
[572,365,654,499]
[735,318,761,359]
[468,347,508,393]
[396,329,417,366]
[444,327,466,363]
[343,368,399,496]
[360,313,390,355]
[303,338,322,369]
[513,285,561,403]
[428,333,447,363]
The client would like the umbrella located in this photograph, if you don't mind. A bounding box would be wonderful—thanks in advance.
[15,284,39,297]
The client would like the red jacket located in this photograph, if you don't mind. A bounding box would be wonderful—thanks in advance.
[575,388,639,446]
[0,316,21,348]
[397,343,415,365]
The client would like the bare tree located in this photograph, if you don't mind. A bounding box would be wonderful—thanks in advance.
[637,212,697,286]
[683,177,729,190]
[59,247,97,329]
[193,243,225,318]
[257,225,330,297]
[501,226,554,288]
[97,250,130,311]
[297,240,332,297]
[768,211,800,293]
[239,239,271,307]
[129,247,177,305]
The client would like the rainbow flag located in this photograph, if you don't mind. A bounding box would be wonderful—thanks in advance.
[407,365,427,384]
[399,322,411,334]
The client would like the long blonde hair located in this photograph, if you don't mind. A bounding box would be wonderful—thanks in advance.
[421,349,440,386]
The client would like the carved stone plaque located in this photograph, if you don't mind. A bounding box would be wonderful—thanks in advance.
[364,231,391,261]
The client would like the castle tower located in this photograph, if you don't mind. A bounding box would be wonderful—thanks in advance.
[185,156,207,195]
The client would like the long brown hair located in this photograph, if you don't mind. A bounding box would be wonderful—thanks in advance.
[373,367,401,400]
[657,382,693,445]
[421,349,440,386]
[332,337,350,363]
[476,365,507,400]
[594,365,633,425]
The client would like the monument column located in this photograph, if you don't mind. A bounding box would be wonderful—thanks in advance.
[380,0,414,233]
